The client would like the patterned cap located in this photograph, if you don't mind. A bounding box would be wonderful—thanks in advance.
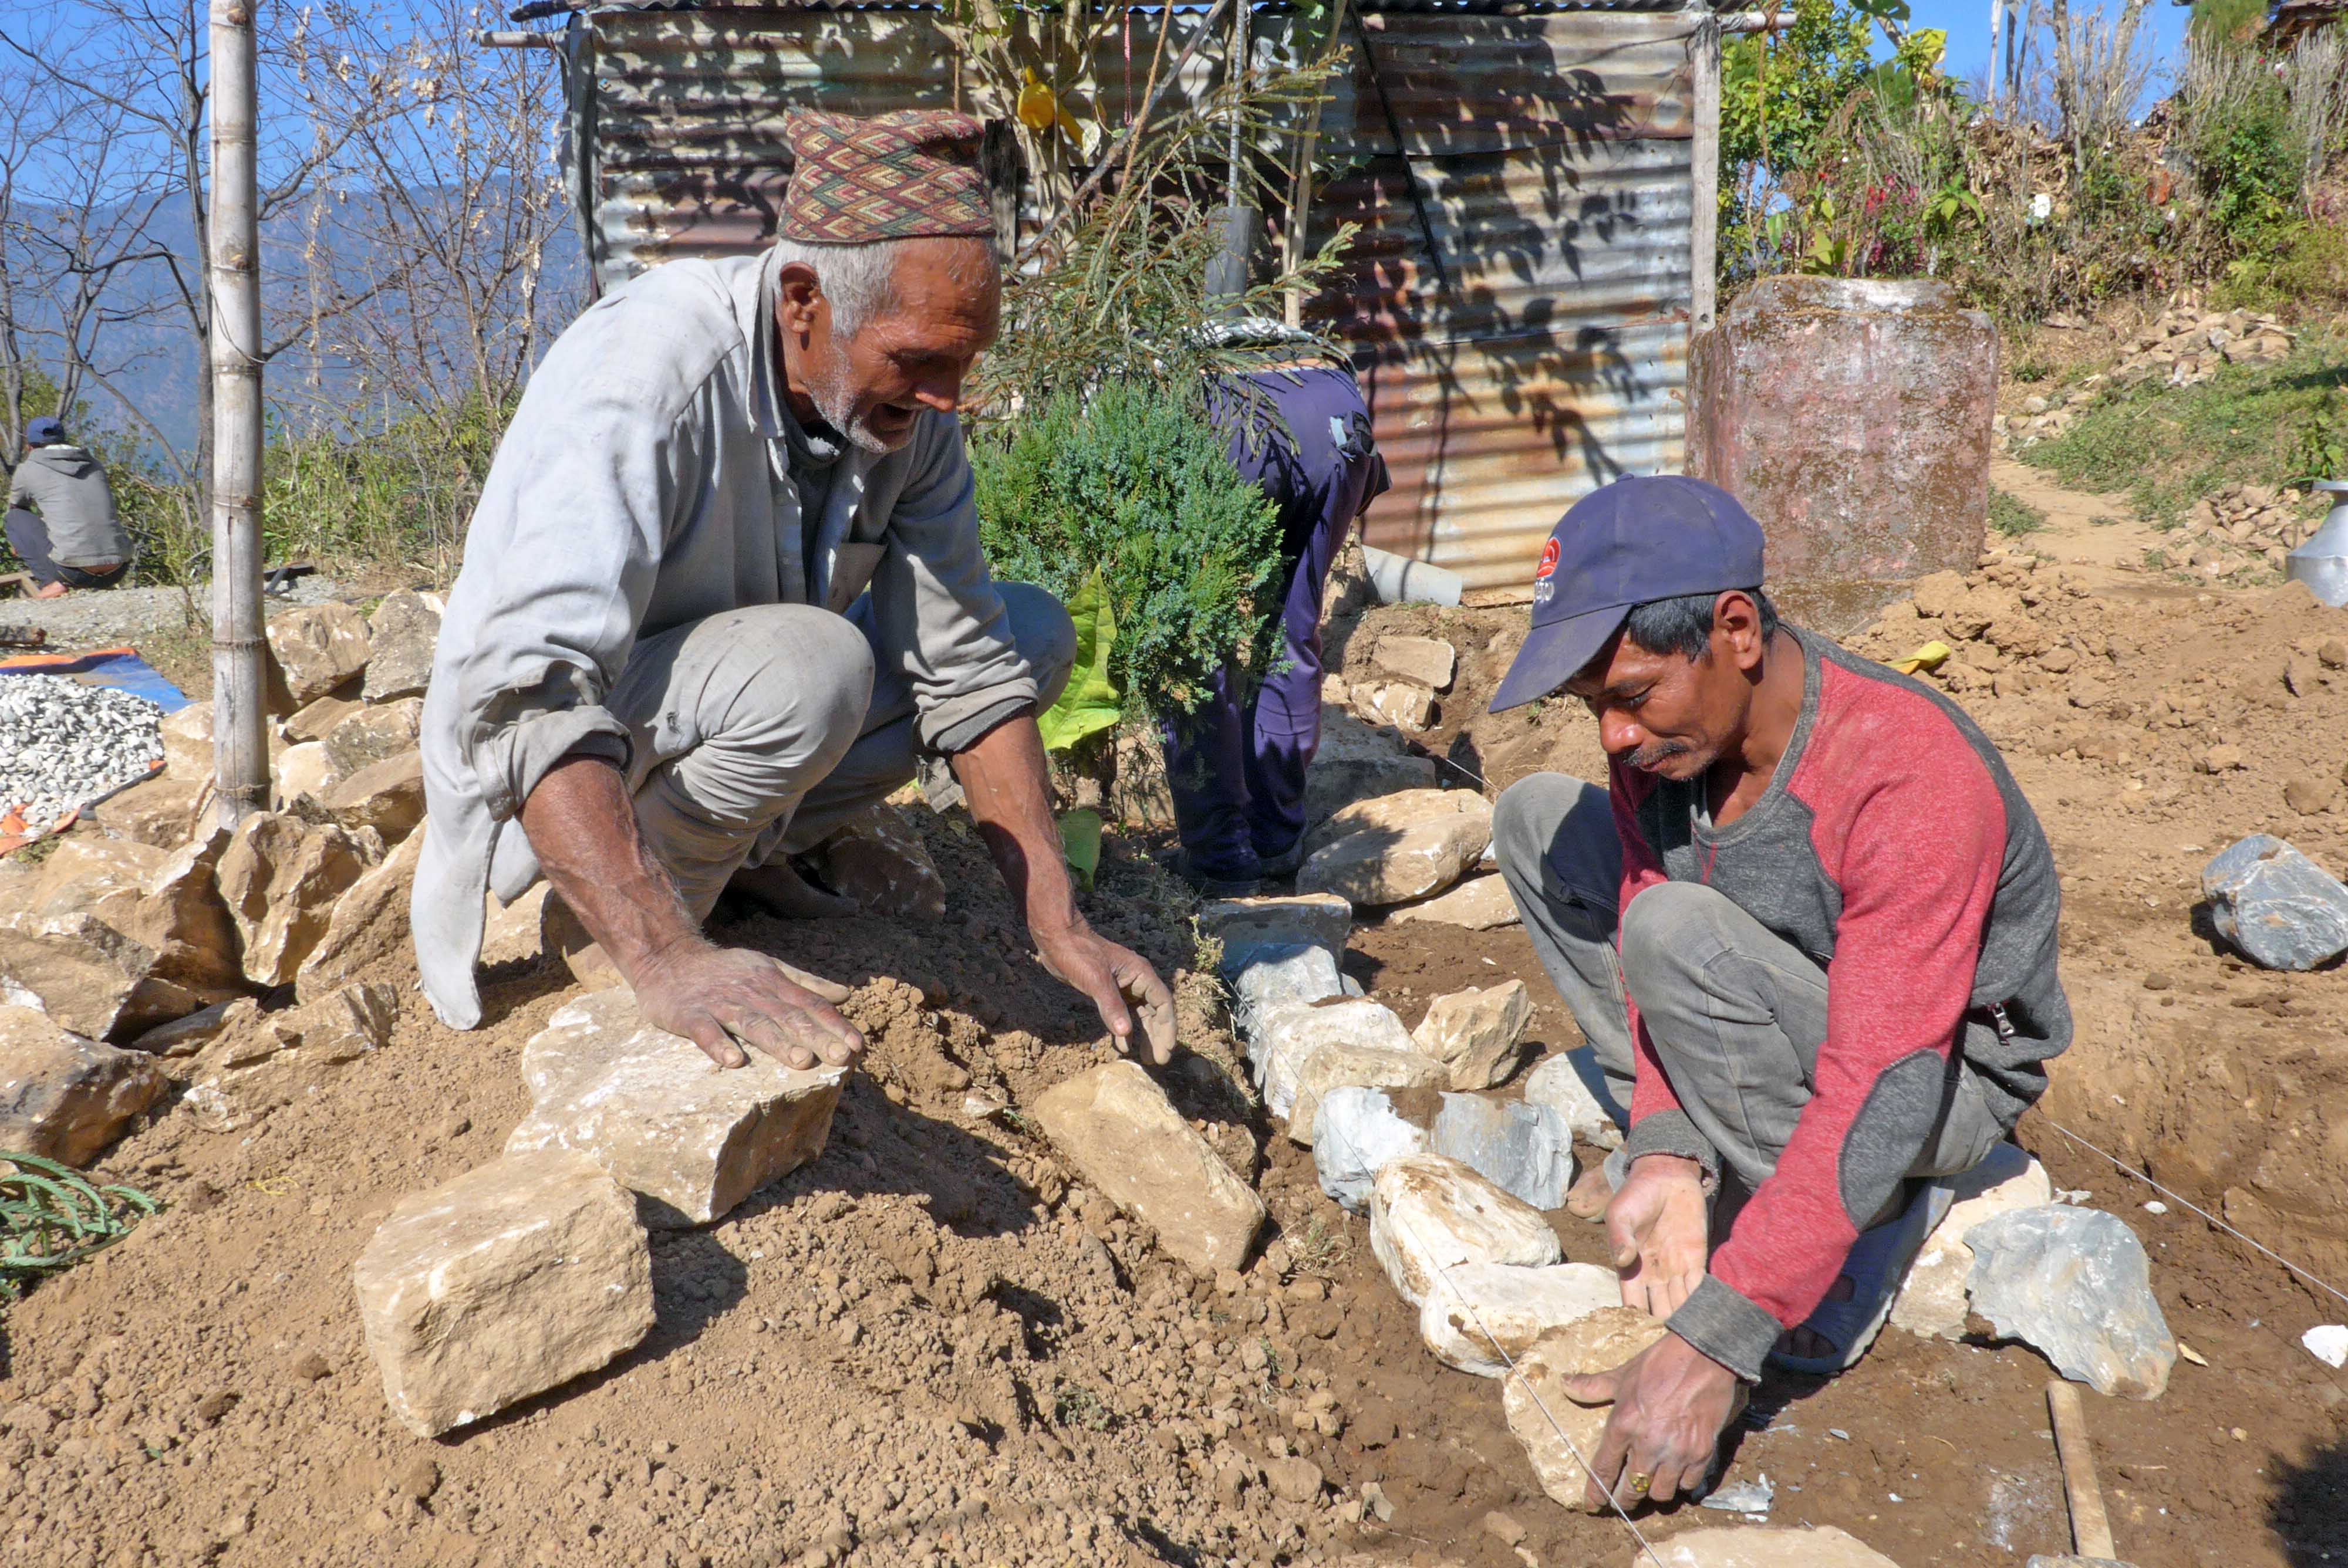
[782,110,995,244]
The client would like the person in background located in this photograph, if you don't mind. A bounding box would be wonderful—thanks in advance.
[6,417,134,599]
[1159,352,1389,895]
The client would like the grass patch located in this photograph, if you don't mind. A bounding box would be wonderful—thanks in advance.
[1988,488,2047,537]
[2021,334,2348,526]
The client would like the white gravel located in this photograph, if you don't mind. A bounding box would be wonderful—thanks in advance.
[0,675,166,832]
[0,575,347,653]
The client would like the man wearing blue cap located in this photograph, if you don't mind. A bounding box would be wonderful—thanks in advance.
[1487,474,2068,1509]
[6,417,133,599]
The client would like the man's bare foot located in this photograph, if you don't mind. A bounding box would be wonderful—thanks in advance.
[1567,1162,1617,1222]
[1775,1275,1858,1360]
[728,859,861,920]
[32,580,67,600]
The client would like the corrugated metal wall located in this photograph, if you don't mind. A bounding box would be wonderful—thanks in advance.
[570,2,1698,592]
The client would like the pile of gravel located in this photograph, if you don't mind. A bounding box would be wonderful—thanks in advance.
[0,675,166,832]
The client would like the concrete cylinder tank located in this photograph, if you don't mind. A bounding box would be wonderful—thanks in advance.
[1687,276,1998,591]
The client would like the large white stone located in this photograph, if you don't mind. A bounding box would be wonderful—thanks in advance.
[1888,1144,2053,1339]
[1524,1048,1626,1151]
[1966,1204,2177,1400]
[1428,1093,1576,1209]
[1223,942,1344,1035]
[1420,1261,1620,1377]
[1503,1307,1668,1506]
[0,1005,167,1164]
[1374,635,1457,691]
[1252,998,1414,1120]
[1311,1086,1428,1214]
[1354,680,1435,733]
[1390,874,1521,931]
[362,589,442,702]
[504,988,846,1227]
[1298,800,1487,907]
[1286,1040,1444,1148]
[1639,1526,1906,1567]
[1369,1153,1561,1307]
[1198,894,1353,961]
[1412,980,1533,1090]
[273,741,340,809]
[321,697,423,775]
[1033,1059,1268,1276]
[353,1148,653,1437]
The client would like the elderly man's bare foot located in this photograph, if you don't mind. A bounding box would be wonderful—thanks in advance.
[1566,1163,1616,1222]
[729,859,861,919]
[33,580,68,600]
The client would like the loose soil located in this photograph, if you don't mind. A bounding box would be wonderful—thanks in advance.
[5,471,2347,1568]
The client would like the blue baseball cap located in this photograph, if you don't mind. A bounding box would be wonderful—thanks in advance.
[25,416,64,445]
[1487,475,1767,712]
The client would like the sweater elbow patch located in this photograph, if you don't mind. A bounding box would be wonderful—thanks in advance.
[1836,1048,1949,1227]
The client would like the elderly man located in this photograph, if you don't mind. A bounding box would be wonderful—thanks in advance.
[414,110,1173,1072]
[1487,476,2068,1509]
[6,416,133,598]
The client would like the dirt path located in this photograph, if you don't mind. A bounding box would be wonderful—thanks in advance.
[1992,457,2157,582]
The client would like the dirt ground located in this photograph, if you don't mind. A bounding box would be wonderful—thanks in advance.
[5,471,2347,1568]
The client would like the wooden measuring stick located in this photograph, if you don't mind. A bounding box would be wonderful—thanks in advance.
[2046,1379,2119,1559]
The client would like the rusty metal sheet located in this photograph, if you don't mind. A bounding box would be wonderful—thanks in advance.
[572,3,1699,589]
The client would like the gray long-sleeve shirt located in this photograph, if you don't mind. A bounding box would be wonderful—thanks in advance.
[8,445,132,568]
[413,247,1036,1029]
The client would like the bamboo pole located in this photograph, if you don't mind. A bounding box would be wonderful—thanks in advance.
[208,0,270,827]
[1689,5,1723,338]
[1282,0,1351,328]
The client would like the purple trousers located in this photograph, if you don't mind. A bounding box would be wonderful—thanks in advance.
[1160,366,1389,880]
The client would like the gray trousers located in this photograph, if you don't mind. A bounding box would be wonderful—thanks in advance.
[494,585,1075,921]
[1493,773,2004,1202]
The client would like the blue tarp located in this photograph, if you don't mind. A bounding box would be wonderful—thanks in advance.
[0,646,193,714]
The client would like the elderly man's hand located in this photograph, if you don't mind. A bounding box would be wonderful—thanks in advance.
[1035,922,1177,1065]
[1560,1332,1742,1511]
[634,939,865,1071]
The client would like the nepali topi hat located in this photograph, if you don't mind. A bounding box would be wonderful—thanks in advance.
[782,110,996,244]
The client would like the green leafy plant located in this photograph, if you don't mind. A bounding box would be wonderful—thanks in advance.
[1037,570,1122,754]
[2,1153,160,1299]
[1988,487,2046,536]
[972,379,1284,726]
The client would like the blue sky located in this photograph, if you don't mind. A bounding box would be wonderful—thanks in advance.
[1904,0,2197,105]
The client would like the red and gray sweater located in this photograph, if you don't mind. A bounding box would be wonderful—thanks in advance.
[1615,627,2069,1381]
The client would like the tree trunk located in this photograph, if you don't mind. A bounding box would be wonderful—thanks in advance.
[208,0,268,826]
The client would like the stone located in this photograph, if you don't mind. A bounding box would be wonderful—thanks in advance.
[1031,1059,1268,1276]
[2302,1324,2348,1369]
[1374,635,1456,691]
[1429,1093,1576,1210]
[353,1148,653,1437]
[282,694,361,744]
[1199,893,1354,962]
[1252,998,1415,1121]
[0,1005,167,1164]
[1639,1526,1905,1567]
[1504,1307,1669,1506]
[322,697,424,776]
[1298,789,1492,907]
[273,741,340,809]
[2199,835,2348,971]
[1311,1086,1428,1213]
[217,813,371,986]
[1966,1204,2178,1399]
[322,752,425,844]
[265,603,372,705]
[1412,980,1534,1090]
[1421,1261,1620,1377]
[818,803,946,920]
[1888,1144,2054,1339]
[89,772,209,849]
[127,998,254,1057]
[294,827,424,1003]
[182,983,398,1133]
[0,903,236,1044]
[158,702,214,776]
[2283,773,2339,815]
[1301,711,1438,827]
[1390,874,1520,931]
[1222,941,1344,1034]
[1355,681,1435,732]
[1287,1041,1444,1148]
[504,988,846,1228]
[480,882,551,967]
[1524,1048,1626,1151]
[1369,1154,1562,1308]
[362,590,442,702]
[1263,1456,1324,1505]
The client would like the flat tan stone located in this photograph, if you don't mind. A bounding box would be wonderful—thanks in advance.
[1286,1041,1443,1148]
[294,827,424,1003]
[281,694,361,744]
[89,772,210,849]
[1355,680,1435,732]
[1421,1261,1621,1377]
[819,803,945,920]
[1639,1526,1905,1567]
[1032,1059,1268,1276]
[127,998,255,1057]
[322,752,424,844]
[265,603,372,705]
[273,741,341,809]
[1298,790,1492,908]
[362,590,441,702]
[183,983,397,1133]
[353,1148,653,1437]
[504,988,847,1227]
[1391,875,1521,931]
[1413,981,1534,1090]
[217,813,370,986]
[1504,1307,1670,1508]
[0,891,239,1043]
[480,882,551,967]
[1375,635,1457,691]
[1369,1153,1561,1307]
[322,698,423,776]
[0,1005,167,1164]
[158,702,214,776]
[1251,998,1415,1121]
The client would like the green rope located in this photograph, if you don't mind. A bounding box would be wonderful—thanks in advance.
[1,1152,160,1296]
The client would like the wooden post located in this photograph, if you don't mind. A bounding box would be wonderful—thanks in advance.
[208,0,269,827]
[1689,6,1722,339]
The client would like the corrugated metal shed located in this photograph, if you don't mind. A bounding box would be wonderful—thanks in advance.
[553,1,1705,591]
